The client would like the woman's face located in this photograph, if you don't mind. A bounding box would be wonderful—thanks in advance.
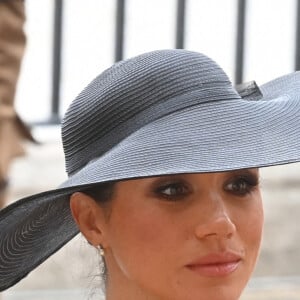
[72,169,263,300]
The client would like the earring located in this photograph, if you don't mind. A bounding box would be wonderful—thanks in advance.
[97,244,105,257]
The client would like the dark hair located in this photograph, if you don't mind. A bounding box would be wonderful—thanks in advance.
[82,181,116,203]
[81,181,116,288]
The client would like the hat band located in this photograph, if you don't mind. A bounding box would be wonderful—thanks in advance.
[235,81,263,101]
[66,84,240,176]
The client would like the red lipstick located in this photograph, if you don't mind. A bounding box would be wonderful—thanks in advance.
[186,252,242,277]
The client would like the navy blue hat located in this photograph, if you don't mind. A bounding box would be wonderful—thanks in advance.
[1,49,300,291]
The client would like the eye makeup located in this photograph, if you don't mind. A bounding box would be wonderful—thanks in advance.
[147,175,192,201]
[223,169,260,196]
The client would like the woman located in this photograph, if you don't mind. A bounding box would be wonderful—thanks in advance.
[0,49,299,299]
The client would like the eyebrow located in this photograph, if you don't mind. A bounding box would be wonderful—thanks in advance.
[228,168,259,176]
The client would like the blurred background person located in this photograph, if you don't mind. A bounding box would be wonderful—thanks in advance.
[0,0,35,209]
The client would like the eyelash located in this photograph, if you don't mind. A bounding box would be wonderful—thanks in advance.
[224,175,259,196]
[153,174,259,201]
[153,181,190,201]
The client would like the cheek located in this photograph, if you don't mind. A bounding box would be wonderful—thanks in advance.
[107,201,180,277]
[247,199,264,243]
[237,195,264,263]
[111,204,166,242]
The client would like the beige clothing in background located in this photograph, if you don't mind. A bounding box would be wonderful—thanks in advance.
[0,0,34,208]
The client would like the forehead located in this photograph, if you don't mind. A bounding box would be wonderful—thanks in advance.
[115,168,259,187]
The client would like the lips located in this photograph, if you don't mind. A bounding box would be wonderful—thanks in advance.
[186,251,242,277]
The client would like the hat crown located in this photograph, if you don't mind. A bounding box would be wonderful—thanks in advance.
[62,49,238,175]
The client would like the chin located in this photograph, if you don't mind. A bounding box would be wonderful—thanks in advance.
[183,286,244,300]
[174,274,249,300]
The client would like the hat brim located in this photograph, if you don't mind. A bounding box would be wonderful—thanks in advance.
[0,71,300,291]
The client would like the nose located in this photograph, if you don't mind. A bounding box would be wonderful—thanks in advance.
[194,199,236,240]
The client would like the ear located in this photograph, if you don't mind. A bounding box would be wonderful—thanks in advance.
[70,192,108,247]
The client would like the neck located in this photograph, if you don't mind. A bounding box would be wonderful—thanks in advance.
[105,274,157,300]
[104,255,159,300]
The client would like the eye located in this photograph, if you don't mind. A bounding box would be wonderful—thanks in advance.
[224,175,259,196]
[154,181,191,201]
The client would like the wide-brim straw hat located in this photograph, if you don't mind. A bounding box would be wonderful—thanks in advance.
[1,49,300,291]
